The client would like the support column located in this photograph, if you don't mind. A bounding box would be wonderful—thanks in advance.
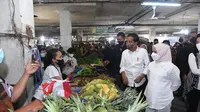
[60,10,72,49]
[149,28,156,42]
[0,0,34,84]
[0,0,34,107]
[198,14,200,34]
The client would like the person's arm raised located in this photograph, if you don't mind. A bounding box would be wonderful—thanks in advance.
[12,60,40,102]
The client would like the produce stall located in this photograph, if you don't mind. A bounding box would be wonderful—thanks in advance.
[40,55,148,112]
[40,80,148,112]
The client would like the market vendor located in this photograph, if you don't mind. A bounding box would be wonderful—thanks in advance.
[0,48,43,112]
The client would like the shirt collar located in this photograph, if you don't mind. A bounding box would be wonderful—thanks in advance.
[128,47,139,53]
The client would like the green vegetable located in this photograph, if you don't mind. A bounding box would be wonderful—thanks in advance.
[112,88,138,111]
[79,55,103,65]
[76,67,97,76]
[126,92,148,112]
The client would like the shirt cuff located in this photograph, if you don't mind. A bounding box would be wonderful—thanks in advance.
[120,68,125,74]
[142,69,148,75]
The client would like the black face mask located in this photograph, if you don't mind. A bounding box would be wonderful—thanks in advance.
[57,59,64,66]
[118,41,124,45]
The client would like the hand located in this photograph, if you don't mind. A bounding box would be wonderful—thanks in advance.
[66,60,71,64]
[25,59,40,75]
[134,74,145,83]
[121,72,128,85]
[27,100,43,111]
[103,60,110,66]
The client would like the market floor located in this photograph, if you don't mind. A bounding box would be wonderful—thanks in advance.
[171,97,200,112]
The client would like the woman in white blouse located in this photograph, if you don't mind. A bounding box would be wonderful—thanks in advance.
[145,43,181,112]
[34,48,64,100]
[187,34,200,112]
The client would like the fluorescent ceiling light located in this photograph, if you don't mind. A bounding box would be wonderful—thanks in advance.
[180,29,189,35]
[40,36,45,42]
[141,2,181,6]
[116,26,134,29]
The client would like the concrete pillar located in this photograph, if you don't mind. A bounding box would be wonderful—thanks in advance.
[149,28,156,42]
[0,0,34,84]
[198,14,200,34]
[0,0,34,107]
[60,10,72,49]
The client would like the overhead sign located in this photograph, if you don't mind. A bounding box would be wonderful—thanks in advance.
[96,26,108,33]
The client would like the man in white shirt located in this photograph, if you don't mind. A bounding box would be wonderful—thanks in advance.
[120,33,150,92]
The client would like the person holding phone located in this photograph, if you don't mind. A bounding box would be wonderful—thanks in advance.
[120,33,150,93]
[0,48,43,112]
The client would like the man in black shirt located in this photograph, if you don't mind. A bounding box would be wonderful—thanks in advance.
[104,32,127,90]
[190,31,197,45]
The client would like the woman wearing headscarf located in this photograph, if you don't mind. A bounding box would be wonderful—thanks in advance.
[187,34,200,112]
[144,43,181,112]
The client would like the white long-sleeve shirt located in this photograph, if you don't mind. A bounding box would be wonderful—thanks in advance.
[188,53,200,90]
[145,61,181,110]
[120,47,150,87]
[63,54,78,75]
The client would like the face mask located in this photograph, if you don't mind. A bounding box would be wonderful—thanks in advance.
[41,53,46,58]
[57,59,64,66]
[118,41,124,45]
[151,52,160,61]
[69,54,74,57]
[196,43,200,51]
[0,49,4,63]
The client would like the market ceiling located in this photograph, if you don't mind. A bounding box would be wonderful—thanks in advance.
[33,0,200,35]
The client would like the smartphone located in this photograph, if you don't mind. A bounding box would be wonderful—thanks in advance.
[32,54,36,64]
[134,79,141,83]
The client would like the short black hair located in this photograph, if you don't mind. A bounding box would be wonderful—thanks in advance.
[163,40,170,46]
[44,48,59,69]
[179,37,184,43]
[197,33,200,38]
[117,32,125,38]
[191,31,197,34]
[154,39,158,41]
[127,33,140,43]
[67,48,75,54]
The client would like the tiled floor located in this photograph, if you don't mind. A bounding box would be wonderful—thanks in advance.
[172,97,187,112]
[171,97,200,112]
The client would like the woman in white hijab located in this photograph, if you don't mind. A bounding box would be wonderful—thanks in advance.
[145,43,181,112]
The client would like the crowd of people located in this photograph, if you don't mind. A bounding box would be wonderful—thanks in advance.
[102,31,200,112]
[0,31,200,112]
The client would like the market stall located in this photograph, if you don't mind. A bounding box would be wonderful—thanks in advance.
[38,55,148,112]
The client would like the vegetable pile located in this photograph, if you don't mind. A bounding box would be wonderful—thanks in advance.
[80,79,118,100]
[75,67,97,76]
[41,89,147,112]
[79,55,103,65]
[40,79,148,112]
[72,75,115,87]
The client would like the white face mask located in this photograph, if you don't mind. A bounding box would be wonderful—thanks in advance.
[69,54,74,57]
[151,52,160,61]
[196,43,200,51]
[41,53,46,58]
